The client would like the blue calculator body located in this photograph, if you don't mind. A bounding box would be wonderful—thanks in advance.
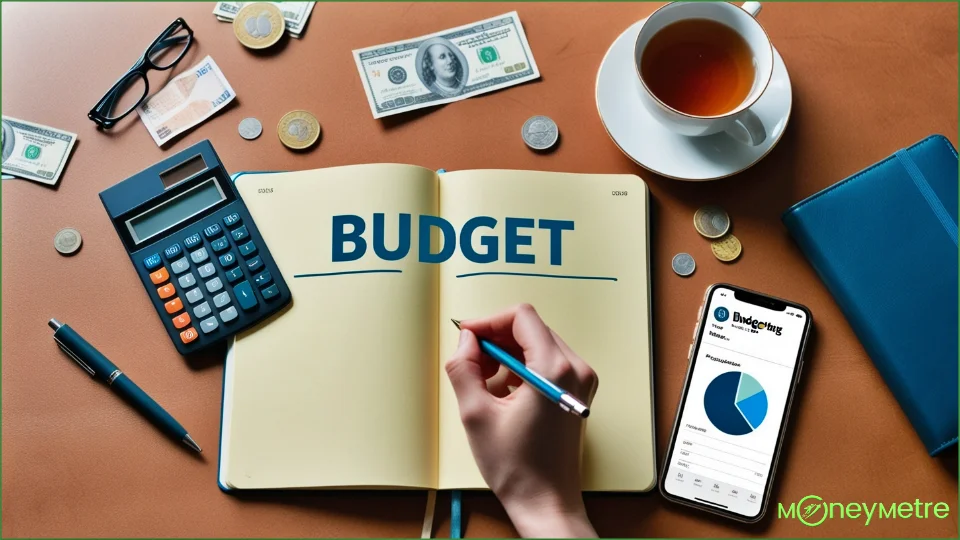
[99,140,291,355]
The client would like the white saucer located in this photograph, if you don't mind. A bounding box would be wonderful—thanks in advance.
[596,18,792,181]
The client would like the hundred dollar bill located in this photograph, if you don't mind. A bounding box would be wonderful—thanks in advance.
[136,55,236,147]
[1,116,77,186]
[352,11,540,119]
[213,2,313,36]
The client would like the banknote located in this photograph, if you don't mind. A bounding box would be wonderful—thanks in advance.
[136,55,236,147]
[352,11,540,119]
[212,2,314,36]
[1,116,77,185]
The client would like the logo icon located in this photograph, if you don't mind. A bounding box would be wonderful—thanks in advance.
[23,144,40,160]
[714,306,729,322]
[387,66,407,85]
[478,46,499,63]
[797,495,827,527]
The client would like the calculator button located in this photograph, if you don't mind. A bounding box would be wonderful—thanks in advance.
[178,273,196,289]
[194,302,212,319]
[245,255,264,273]
[223,213,242,228]
[170,257,190,275]
[231,225,250,243]
[157,283,176,299]
[164,297,183,314]
[206,277,224,293]
[233,281,258,311]
[163,243,182,260]
[238,241,258,258]
[261,284,280,301]
[210,237,230,253]
[218,251,237,268]
[253,270,273,288]
[179,327,199,344]
[190,247,209,265]
[220,306,238,323]
[203,223,223,239]
[200,316,220,334]
[143,253,162,271]
[213,291,231,308]
[225,266,244,284]
[197,263,216,278]
[149,267,169,285]
[183,233,202,250]
[185,288,204,304]
[172,312,191,329]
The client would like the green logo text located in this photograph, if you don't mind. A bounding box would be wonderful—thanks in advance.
[779,495,951,527]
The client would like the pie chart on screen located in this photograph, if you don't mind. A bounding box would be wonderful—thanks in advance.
[704,371,768,436]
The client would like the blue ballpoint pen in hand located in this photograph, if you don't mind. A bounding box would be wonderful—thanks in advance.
[48,319,201,453]
[451,319,590,418]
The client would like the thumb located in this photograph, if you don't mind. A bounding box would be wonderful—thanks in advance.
[445,329,492,424]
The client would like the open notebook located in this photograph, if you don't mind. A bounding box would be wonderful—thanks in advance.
[218,164,656,492]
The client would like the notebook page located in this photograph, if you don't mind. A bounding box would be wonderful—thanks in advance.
[220,164,440,490]
[436,170,656,491]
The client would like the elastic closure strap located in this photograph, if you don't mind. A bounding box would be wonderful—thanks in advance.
[421,490,437,538]
[450,490,462,538]
[896,150,958,246]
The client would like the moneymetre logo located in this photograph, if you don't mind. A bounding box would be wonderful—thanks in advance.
[779,494,951,527]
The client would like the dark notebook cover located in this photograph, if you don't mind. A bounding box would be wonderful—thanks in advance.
[782,134,958,456]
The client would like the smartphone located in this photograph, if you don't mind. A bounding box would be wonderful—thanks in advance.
[659,283,812,523]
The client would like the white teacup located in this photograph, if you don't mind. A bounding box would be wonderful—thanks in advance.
[634,1,772,146]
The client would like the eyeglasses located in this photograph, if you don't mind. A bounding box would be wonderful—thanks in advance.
[88,18,194,129]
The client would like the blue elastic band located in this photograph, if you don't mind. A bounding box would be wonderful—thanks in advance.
[450,490,462,538]
[896,150,958,246]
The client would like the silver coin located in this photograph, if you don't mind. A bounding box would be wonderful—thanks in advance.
[521,115,559,150]
[238,117,263,140]
[672,252,695,277]
[54,227,82,255]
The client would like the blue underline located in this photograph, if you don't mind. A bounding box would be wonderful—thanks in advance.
[294,269,403,278]
[456,272,617,281]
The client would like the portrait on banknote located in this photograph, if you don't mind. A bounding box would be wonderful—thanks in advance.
[415,37,467,98]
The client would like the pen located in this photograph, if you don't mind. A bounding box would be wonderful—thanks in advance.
[48,319,201,453]
[451,319,590,418]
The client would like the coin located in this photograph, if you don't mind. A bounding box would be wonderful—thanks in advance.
[672,252,696,276]
[238,117,263,140]
[54,227,82,255]
[277,110,321,150]
[711,234,742,262]
[233,3,284,50]
[521,115,559,150]
[694,205,731,239]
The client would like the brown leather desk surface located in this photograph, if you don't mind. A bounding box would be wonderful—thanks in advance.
[2,2,957,538]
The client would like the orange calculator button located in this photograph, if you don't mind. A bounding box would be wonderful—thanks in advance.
[172,312,191,329]
[157,283,176,299]
[164,297,183,314]
[149,267,169,285]
[179,327,199,344]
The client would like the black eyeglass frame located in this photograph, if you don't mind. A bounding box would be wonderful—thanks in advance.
[88,18,194,129]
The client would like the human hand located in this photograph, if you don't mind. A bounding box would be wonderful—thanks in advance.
[444,304,599,538]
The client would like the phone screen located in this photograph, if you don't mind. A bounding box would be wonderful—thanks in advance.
[662,285,809,519]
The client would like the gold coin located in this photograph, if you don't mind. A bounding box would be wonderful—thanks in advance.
[233,3,284,50]
[277,110,321,150]
[711,234,742,262]
[693,205,731,239]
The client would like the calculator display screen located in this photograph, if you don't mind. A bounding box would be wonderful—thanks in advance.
[126,178,226,244]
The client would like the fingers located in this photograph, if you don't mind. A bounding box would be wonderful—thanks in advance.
[460,303,555,358]
[549,329,599,400]
[444,329,494,426]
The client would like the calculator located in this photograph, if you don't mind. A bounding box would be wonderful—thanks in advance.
[99,140,291,355]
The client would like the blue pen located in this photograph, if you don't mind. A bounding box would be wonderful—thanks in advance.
[48,319,201,452]
[451,319,590,418]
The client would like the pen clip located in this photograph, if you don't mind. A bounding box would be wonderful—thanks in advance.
[54,337,96,377]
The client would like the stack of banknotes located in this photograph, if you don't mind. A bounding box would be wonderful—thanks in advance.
[213,2,314,38]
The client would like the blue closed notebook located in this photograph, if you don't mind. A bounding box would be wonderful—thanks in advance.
[782,134,958,456]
